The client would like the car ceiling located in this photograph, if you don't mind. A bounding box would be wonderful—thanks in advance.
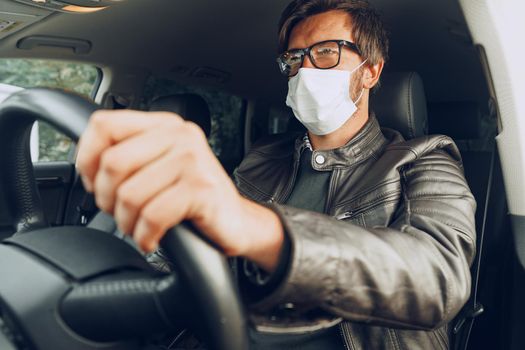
[0,0,490,110]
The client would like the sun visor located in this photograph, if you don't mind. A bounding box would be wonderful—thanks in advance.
[0,2,52,40]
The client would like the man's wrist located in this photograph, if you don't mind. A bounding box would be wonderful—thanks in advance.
[237,197,284,273]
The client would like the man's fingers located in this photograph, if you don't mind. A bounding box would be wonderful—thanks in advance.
[76,110,183,191]
[133,183,197,252]
[113,148,187,234]
[92,125,186,213]
[75,109,227,254]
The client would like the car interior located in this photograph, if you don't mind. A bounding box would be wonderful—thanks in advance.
[0,0,523,349]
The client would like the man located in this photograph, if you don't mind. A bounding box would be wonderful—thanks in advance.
[76,0,476,348]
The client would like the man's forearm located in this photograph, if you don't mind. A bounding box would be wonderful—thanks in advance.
[250,203,474,329]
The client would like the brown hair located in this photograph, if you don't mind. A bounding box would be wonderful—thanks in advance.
[278,0,389,66]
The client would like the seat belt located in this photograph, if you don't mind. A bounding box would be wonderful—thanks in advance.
[452,148,495,350]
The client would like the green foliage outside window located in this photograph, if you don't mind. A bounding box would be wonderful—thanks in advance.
[0,59,99,161]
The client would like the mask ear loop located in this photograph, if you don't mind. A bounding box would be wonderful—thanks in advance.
[351,58,368,74]
[351,58,369,104]
[354,88,365,104]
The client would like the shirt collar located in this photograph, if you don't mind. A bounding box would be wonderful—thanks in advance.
[294,115,387,171]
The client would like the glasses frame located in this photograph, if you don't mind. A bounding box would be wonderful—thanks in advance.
[277,39,362,77]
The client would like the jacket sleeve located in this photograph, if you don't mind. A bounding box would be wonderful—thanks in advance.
[247,149,476,331]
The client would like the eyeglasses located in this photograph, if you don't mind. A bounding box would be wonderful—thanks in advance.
[277,40,361,77]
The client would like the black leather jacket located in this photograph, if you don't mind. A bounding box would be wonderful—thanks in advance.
[234,116,476,349]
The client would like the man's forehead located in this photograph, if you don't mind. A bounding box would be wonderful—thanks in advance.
[288,10,354,50]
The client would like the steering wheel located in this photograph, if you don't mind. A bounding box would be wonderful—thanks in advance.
[0,88,248,350]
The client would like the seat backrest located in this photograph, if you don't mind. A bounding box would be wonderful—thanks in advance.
[427,100,494,228]
[149,93,212,138]
[370,71,429,140]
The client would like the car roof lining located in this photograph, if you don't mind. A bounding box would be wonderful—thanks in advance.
[0,2,53,40]
[0,0,490,110]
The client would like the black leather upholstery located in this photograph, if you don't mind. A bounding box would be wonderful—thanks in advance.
[371,71,429,139]
[149,94,212,137]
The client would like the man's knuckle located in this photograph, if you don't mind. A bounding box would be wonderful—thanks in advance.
[165,121,183,135]
[100,151,123,177]
[117,186,139,210]
[180,147,198,164]
[185,121,205,139]
[140,210,161,232]
[91,111,108,129]
[170,113,184,123]
[95,195,110,213]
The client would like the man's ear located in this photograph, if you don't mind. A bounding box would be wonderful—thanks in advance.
[363,60,384,89]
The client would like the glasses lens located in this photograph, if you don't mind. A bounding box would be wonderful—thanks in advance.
[279,50,303,76]
[311,41,340,69]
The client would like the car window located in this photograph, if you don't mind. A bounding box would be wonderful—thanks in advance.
[142,77,245,172]
[0,59,101,162]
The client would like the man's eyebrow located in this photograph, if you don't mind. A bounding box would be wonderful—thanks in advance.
[285,46,304,51]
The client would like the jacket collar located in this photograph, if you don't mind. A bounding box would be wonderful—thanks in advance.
[294,115,387,170]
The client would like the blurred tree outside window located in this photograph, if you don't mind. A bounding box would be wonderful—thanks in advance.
[0,59,100,162]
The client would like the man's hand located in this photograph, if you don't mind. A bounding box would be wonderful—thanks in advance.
[76,110,284,272]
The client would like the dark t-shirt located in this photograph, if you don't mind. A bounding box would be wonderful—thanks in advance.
[249,149,344,349]
[285,149,331,212]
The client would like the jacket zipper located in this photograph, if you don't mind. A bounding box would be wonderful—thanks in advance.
[324,169,339,214]
[339,322,351,350]
[336,211,353,220]
[335,192,401,220]
[276,147,304,203]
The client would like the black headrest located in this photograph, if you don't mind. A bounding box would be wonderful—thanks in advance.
[149,94,211,137]
[428,101,481,140]
[371,72,428,139]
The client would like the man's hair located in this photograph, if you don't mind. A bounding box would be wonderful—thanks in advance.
[278,0,389,66]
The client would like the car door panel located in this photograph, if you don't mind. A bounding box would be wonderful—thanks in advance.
[34,161,74,226]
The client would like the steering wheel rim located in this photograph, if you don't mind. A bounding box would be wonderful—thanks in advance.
[0,88,97,233]
[0,88,248,350]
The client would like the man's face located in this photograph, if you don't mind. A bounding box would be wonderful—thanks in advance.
[287,10,365,101]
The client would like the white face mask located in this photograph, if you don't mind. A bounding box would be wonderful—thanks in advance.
[285,60,367,136]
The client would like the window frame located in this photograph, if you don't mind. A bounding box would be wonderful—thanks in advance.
[89,66,104,100]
